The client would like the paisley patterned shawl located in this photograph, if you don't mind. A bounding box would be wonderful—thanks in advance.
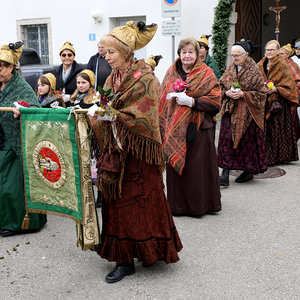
[0,72,40,157]
[257,55,299,119]
[158,58,221,175]
[288,58,300,95]
[219,57,267,149]
[91,60,164,199]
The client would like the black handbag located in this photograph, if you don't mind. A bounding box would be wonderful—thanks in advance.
[186,122,197,143]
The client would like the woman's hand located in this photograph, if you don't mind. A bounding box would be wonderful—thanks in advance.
[270,87,277,93]
[88,113,98,120]
[225,90,243,99]
[12,107,21,118]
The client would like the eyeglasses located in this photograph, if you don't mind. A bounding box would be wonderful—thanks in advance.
[265,49,277,52]
[61,53,73,58]
[231,52,246,59]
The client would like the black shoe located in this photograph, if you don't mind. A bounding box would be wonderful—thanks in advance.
[235,171,253,183]
[1,229,14,237]
[105,261,135,283]
[96,190,102,208]
[220,168,230,186]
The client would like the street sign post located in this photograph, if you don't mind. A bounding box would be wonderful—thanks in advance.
[162,0,181,62]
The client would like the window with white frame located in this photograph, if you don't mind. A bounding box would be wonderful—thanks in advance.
[17,18,52,65]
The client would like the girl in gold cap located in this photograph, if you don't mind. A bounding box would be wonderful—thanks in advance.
[144,55,163,90]
[52,41,84,107]
[37,73,65,108]
[88,21,182,284]
[0,41,47,236]
[70,70,96,109]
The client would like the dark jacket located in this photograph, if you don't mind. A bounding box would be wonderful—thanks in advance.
[87,53,99,73]
[52,60,84,95]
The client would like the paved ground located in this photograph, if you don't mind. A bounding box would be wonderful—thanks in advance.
[1,130,300,299]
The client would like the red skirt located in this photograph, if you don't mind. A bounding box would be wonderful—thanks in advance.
[98,153,183,265]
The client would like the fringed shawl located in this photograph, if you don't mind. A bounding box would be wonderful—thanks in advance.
[91,60,164,199]
[219,57,267,149]
[257,56,299,119]
[159,58,221,175]
[288,58,300,95]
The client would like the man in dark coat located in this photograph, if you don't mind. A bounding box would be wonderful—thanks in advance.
[87,42,112,90]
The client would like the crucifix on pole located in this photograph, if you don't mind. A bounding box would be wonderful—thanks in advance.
[269,0,287,41]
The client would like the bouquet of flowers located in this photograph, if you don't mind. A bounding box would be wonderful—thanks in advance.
[231,81,242,92]
[166,79,189,100]
[14,100,30,108]
[57,88,65,96]
[172,79,188,93]
[92,87,116,108]
[266,80,275,90]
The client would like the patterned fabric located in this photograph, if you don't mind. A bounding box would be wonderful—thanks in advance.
[219,57,267,149]
[0,72,40,157]
[264,95,298,165]
[90,60,164,199]
[287,58,300,94]
[218,114,267,174]
[203,53,221,80]
[257,56,299,119]
[159,58,221,175]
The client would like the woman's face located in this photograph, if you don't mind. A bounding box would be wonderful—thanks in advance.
[60,50,74,67]
[0,64,13,83]
[37,79,50,96]
[278,49,289,62]
[77,76,90,93]
[265,43,278,61]
[199,44,208,60]
[180,44,197,69]
[105,45,127,71]
[231,47,247,66]
[145,64,154,73]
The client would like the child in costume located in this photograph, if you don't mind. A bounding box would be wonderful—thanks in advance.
[70,69,96,109]
[37,73,65,108]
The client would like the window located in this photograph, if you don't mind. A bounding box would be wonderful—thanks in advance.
[23,24,49,64]
[17,18,52,65]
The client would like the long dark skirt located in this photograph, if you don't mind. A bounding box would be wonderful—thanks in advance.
[265,96,299,165]
[0,147,47,232]
[166,128,221,217]
[218,114,267,174]
[98,153,183,265]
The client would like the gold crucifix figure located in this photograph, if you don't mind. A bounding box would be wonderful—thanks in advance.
[269,0,287,34]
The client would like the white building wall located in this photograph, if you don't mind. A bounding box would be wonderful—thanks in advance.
[0,0,219,82]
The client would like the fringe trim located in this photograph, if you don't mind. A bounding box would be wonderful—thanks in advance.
[100,117,166,200]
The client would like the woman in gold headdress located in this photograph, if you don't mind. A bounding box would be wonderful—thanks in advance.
[88,21,182,284]
[0,42,47,237]
[52,41,84,107]
[144,55,163,90]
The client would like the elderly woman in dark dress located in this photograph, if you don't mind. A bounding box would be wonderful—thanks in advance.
[257,40,299,165]
[218,40,268,186]
[159,37,222,217]
[88,21,182,284]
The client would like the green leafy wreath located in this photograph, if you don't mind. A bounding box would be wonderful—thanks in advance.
[212,0,235,75]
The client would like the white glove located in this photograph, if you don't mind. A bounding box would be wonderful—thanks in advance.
[88,104,99,117]
[175,92,194,107]
[62,94,71,103]
[97,115,115,122]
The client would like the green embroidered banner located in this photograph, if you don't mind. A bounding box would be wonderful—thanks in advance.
[20,108,82,222]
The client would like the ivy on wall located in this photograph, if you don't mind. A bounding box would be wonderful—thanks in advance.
[212,0,235,75]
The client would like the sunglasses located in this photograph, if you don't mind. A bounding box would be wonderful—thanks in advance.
[61,53,73,58]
